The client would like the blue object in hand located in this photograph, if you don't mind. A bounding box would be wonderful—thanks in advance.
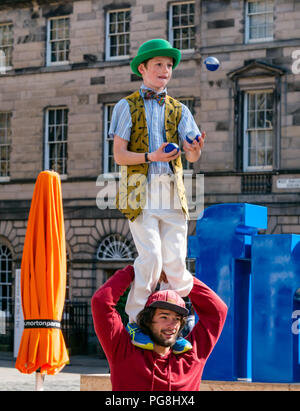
[164,143,179,153]
[186,132,201,144]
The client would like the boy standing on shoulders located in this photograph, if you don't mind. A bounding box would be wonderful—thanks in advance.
[110,39,206,352]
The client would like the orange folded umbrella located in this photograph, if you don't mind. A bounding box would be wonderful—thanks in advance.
[15,170,69,376]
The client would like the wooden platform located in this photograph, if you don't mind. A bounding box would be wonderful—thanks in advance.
[80,374,300,391]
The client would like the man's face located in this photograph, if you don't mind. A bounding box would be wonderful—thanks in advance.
[138,56,173,92]
[148,308,182,348]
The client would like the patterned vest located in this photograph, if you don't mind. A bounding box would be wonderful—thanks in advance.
[116,90,189,222]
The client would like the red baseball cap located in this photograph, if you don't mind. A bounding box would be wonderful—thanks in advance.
[146,290,189,316]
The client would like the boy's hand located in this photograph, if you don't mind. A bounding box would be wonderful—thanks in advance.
[183,131,206,163]
[149,142,181,162]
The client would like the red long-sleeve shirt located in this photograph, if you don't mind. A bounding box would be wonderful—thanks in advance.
[91,265,227,391]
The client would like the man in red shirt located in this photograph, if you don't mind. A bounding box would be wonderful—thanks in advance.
[91,265,227,391]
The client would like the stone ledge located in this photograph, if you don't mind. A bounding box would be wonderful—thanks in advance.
[80,374,300,391]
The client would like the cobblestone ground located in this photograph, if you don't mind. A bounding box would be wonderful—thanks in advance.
[0,355,109,391]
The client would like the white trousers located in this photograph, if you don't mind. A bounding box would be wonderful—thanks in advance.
[126,175,193,322]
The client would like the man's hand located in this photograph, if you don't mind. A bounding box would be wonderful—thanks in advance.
[149,143,180,163]
[183,131,206,163]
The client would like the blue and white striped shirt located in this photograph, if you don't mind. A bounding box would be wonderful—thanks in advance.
[109,84,201,174]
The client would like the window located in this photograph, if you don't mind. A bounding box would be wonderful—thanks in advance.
[0,23,13,70]
[229,60,283,175]
[97,234,136,260]
[106,9,130,60]
[0,50,5,75]
[245,0,274,43]
[45,107,68,175]
[169,2,195,51]
[0,245,12,312]
[0,112,12,180]
[244,91,274,171]
[103,103,119,173]
[47,17,70,66]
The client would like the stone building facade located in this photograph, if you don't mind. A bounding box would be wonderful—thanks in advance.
[0,0,300,355]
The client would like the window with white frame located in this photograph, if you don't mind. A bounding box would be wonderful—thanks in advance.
[179,98,194,171]
[0,244,12,313]
[244,90,274,171]
[106,9,130,60]
[45,107,68,175]
[0,112,12,180]
[169,2,195,51]
[47,16,70,65]
[103,103,119,173]
[245,0,274,43]
[97,234,136,260]
[0,23,13,70]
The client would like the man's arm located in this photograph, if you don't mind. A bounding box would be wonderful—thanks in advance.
[188,276,227,359]
[91,265,134,362]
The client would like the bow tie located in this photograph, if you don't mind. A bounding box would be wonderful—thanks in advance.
[141,89,166,106]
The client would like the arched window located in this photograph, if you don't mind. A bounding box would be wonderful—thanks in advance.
[96,234,136,261]
[0,244,12,312]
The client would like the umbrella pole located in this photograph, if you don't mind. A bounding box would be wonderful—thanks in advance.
[35,370,45,391]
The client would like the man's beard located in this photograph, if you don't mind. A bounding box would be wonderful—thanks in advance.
[148,329,179,348]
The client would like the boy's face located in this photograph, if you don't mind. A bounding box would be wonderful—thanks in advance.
[138,56,173,92]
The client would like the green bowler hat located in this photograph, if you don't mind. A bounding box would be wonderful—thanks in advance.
[130,38,181,77]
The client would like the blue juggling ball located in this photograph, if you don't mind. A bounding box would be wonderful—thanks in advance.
[186,132,202,144]
[204,56,220,71]
[164,143,179,153]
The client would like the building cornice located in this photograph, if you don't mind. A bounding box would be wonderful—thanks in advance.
[0,0,74,10]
